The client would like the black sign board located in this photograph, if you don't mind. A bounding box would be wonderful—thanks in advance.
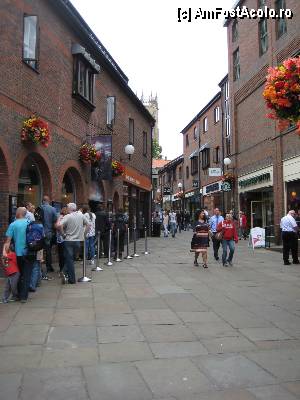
[192,180,199,188]
[163,187,171,195]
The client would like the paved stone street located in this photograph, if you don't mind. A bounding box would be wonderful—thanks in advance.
[1,232,300,400]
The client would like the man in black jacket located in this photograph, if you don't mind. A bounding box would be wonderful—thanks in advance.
[95,203,111,257]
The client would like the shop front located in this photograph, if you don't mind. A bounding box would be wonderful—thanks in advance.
[202,181,223,214]
[184,189,201,220]
[123,166,151,234]
[284,155,300,213]
[238,166,274,229]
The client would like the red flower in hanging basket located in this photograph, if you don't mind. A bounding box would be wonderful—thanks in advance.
[111,160,125,177]
[79,143,101,164]
[263,57,300,134]
[21,115,51,147]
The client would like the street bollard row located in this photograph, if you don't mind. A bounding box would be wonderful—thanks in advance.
[77,227,150,283]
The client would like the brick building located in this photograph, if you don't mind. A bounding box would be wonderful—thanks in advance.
[0,0,155,244]
[225,0,300,235]
[158,156,184,211]
[181,88,233,217]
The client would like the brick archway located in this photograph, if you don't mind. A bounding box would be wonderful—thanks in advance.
[58,161,87,206]
[13,149,54,199]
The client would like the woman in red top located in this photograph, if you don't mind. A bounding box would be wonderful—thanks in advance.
[217,213,238,267]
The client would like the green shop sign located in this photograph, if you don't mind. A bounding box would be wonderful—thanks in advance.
[239,172,271,188]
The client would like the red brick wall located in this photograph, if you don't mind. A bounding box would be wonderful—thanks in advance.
[226,0,300,226]
[0,0,153,237]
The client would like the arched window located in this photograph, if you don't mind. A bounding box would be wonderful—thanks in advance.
[18,157,42,206]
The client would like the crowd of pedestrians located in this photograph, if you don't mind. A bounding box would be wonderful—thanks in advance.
[1,196,128,304]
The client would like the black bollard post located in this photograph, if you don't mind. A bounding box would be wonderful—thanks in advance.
[107,229,113,266]
[93,231,103,271]
[143,226,150,255]
[78,236,91,282]
[125,227,133,259]
[132,226,139,257]
[116,228,122,262]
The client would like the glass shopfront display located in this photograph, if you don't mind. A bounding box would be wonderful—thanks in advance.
[239,188,274,228]
[286,180,300,212]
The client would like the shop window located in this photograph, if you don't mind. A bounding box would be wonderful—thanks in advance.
[287,182,300,212]
[179,166,182,180]
[214,107,220,123]
[23,15,39,70]
[167,172,171,183]
[129,118,134,144]
[18,157,42,206]
[143,131,147,156]
[193,126,198,140]
[233,48,240,81]
[275,0,287,39]
[191,156,198,175]
[213,147,220,164]
[186,166,189,179]
[259,19,268,55]
[106,96,115,127]
[186,134,189,147]
[203,117,208,133]
[73,59,96,108]
[201,148,210,169]
[232,20,238,42]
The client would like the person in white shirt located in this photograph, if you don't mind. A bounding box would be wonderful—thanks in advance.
[82,205,96,265]
[280,210,299,265]
[169,210,177,238]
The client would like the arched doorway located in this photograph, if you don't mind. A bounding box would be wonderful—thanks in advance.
[61,171,76,205]
[60,167,85,207]
[18,156,42,206]
[113,191,120,212]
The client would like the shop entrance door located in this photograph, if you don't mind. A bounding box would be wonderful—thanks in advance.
[251,201,264,228]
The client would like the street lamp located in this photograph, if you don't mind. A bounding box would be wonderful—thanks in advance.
[224,157,232,166]
[178,182,183,213]
[125,144,135,160]
[178,182,183,190]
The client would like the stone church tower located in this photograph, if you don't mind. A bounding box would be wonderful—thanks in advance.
[141,93,159,143]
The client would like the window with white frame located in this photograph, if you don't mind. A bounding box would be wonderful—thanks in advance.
[214,106,220,123]
[106,96,115,127]
[203,117,208,133]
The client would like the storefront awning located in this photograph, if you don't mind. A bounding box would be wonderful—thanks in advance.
[199,143,210,152]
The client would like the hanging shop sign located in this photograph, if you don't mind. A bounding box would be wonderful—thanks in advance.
[221,181,232,192]
[185,191,195,199]
[209,168,222,177]
[192,180,199,188]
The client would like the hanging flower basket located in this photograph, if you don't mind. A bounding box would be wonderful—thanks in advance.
[21,115,51,147]
[112,160,125,177]
[222,172,235,185]
[263,57,300,134]
[79,143,101,164]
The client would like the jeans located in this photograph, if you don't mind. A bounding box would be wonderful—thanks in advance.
[163,224,169,237]
[30,260,41,290]
[57,242,65,272]
[64,241,81,284]
[44,232,54,271]
[222,240,235,265]
[2,272,20,301]
[17,256,35,300]
[85,236,95,260]
[170,222,177,237]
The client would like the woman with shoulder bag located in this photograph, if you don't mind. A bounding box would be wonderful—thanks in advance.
[217,213,238,267]
[191,210,210,268]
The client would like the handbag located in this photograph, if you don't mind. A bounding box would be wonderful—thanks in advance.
[214,231,224,241]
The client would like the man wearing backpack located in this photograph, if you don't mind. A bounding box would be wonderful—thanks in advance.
[41,196,57,273]
[2,207,34,303]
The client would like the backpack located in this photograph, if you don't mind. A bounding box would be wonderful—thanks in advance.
[26,222,45,252]
[34,206,45,225]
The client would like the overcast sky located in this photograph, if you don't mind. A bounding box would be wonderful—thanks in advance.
[71,0,234,159]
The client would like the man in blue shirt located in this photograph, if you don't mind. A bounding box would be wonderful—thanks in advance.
[209,208,224,261]
[3,207,34,303]
[41,196,58,272]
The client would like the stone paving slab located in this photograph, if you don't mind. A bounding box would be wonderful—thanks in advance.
[0,235,300,399]
[135,358,214,398]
